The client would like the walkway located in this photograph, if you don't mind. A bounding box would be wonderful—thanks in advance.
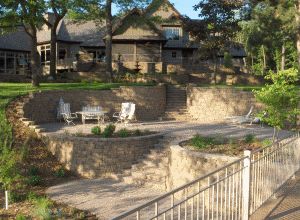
[250,170,300,220]
[44,122,293,219]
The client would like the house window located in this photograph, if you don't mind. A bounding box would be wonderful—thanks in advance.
[172,51,177,58]
[163,27,181,40]
[40,45,50,66]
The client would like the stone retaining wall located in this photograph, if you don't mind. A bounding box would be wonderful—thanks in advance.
[167,145,239,190]
[23,85,166,124]
[44,133,163,178]
[187,86,263,123]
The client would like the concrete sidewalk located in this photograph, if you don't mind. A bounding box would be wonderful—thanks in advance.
[250,171,300,220]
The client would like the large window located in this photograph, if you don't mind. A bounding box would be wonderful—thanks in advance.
[40,45,50,66]
[163,27,181,40]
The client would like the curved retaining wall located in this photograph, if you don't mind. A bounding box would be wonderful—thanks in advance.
[23,85,166,124]
[167,145,239,191]
[187,86,263,123]
[44,133,163,178]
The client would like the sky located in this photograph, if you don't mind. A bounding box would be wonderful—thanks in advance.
[169,0,199,19]
[112,0,200,19]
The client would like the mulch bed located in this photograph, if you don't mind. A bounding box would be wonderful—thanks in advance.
[181,139,263,157]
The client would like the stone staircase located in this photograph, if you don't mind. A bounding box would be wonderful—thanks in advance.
[164,85,188,121]
[117,138,170,191]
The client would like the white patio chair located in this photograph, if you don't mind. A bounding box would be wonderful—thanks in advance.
[226,106,254,124]
[61,103,78,125]
[113,102,135,124]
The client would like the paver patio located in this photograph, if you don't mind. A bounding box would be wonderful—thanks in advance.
[44,122,294,219]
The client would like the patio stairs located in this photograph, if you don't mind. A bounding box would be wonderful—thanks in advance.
[164,85,188,121]
[116,138,170,191]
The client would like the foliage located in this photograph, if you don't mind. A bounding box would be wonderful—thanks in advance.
[118,128,130,138]
[190,134,217,149]
[102,124,116,138]
[254,68,300,133]
[54,167,65,178]
[16,214,27,220]
[28,166,39,176]
[244,134,255,143]
[262,139,272,147]
[134,129,142,136]
[223,52,233,69]
[184,0,243,82]
[32,196,53,220]
[27,175,42,186]
[91,126,101,135]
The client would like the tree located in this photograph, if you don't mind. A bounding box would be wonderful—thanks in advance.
[254,68,299,140]
[43,0,70,79]
[184,0,243,84]
[240,1,298,74]
[0,0,45,87]
[69,0,151,82]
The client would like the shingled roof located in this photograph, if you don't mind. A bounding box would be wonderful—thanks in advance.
[37,18,106,47]
[0,26,31,52]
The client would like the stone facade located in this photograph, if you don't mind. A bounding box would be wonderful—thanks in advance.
[187,86,263,123]
[44,133,163,178]
[167,145,239,191]
[23,85,166,124]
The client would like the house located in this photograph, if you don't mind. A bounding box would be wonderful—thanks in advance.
[0,0,246,77]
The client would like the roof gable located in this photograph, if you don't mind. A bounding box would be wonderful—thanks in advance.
[146,0,182,21]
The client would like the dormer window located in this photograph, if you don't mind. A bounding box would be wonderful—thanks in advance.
[163,27,181,40]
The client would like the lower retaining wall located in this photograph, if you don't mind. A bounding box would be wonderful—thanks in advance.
[23,85,166,124]
[187,87,263,123]
[44,133,163,178]
[167,145,239,191]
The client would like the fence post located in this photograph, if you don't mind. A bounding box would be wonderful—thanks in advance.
[5,190,8,210]
[242,150,251,220]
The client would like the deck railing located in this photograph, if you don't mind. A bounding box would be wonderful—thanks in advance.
[111,133,300,220]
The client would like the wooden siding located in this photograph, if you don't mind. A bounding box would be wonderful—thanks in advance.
[112,43,135,55]
[136,42,160,55]
[113,25,160,40]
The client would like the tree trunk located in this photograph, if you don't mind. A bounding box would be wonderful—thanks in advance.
[30,28,40,87]
[281,44,286,71]
[211,53,217,85]
[295,1,300,67]
[49,27,57,79]
[262,45,266,72]
[105,0,113,82]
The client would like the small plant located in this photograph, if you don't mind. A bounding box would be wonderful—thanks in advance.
[191,134,216,149]
[262,139,272,147]
[134,129,142,136]
[16,214,27,220]
[244,134,255,143]
[91,126,101,135]
[9,191,27,203]
[28,166,39,176]
[102,124,116,138]
[54,167,65,178]
[32,196,53,220]
[27,191,38,202]
[27,175,42,186]
[118,128,130,138]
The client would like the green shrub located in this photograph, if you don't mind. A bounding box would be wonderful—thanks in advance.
[91,126,101,135]
[9,191,27,203]
[134,129,142,136]
[28,166,39,176]
[118,128,130,138]
[262,139,272,147]
[27,191,38,202]
[16,214,27,220]
[102,124,116,138]
[244,134,255,143]
[32,197,53,220]
[54,167,65,178]
[27,175,42,186]
[191,134,216,149]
